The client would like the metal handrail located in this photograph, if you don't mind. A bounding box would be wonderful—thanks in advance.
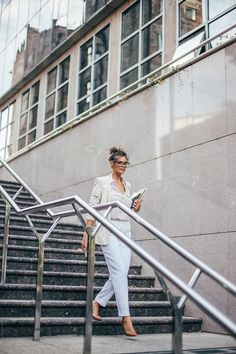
[0,157,236,354]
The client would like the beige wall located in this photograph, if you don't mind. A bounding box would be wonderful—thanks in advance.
[0,41,235,334]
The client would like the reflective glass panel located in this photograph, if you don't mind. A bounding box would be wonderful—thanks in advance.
[13,28,27,85]
[0,127,7,149]
[80,39,93,70]
[95,25,109,59]
[44,119,54,134]
[47,67,57,94]
[18,136,26,150]
[58,56,70,85]
[120,67,138,89]
[51,0,68,49]
[179,0,203,37]
[78,67,91,98]
[93,86,107,106]
[28,129,36,144]
[68,0,84,30]
[122,1,140,40]
[7,0,19,44]
[94,55,108,89]
[142,18,162,59]
[38,0,53,62]
[0,4,9,51]
[57,83,68,112]
[209,9,236,47]
[55,111,67,128]
[2,40,15,94]
[121,34,139,72]
[21,90,30,112]
[17,0,29,32]
[142,53,162,76]
[29,106,38,129]
[19,113,27,135]
[209,0,236,19]
[8,102,15,123]
[77,97,90,115]
[142,0,162,25]
[6,123,13,145]
[85,0,105,20]
[45,93,55,119]
[1,108,8,128]
[24,12,40,72]
[28,0,40,21]
[31,81,40,105]
[0,53,4,96]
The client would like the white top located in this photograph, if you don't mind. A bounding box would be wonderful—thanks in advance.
[110,181,132,221]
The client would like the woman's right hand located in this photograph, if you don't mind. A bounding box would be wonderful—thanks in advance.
[82,232,88,254]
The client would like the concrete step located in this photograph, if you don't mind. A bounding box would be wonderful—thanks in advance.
[0,284,167,301]
[0,316,202,337]
[0,300,172,317]
[0,256,141,274]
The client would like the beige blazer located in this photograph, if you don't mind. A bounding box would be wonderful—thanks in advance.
[88,174,131,245]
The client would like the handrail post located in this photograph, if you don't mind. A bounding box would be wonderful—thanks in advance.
[1,202,11,284]
[172,298,184,354]
[83,227,96,354]
[34,237,45,341]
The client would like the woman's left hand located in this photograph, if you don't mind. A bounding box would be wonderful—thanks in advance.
[133,199,142,212]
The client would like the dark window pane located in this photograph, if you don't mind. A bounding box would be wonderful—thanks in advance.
[18,136,26,150]
[31,81,40,105]
[59,56,70,85]
[142,0,162,25]
[44,119,54,134]
[179,0,203,37]
[142,18,162,59]
[29,106,38,130]
[77,97,90,115]
[19,113,27,135]
[121,34,139,72]
[57,84,68,112]
[45,93,55,119]
[47,67,57,94]
[85,0,105,20]
[94,55,108,89]
[142,53,162,76]
[93,86,107,106]
[80,39,93,70]
[21,90,30,112]
[55,111,67,128]
[28,129,36,144]
[79,67,91,98]
[209,0,236,19]
[122,1,140,39]
[120,68,138,89]
[95,25,109,59]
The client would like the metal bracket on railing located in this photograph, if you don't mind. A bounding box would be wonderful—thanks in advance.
[1,202,11,284]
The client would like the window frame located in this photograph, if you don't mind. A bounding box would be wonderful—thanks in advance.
[0,101,15,159]
[18,80,40,151]
[76,23,110,116]
[44,55,71,135]
[119,0,163,90]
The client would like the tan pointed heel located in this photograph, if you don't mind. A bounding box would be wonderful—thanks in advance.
[122,317,137,337]
[92,301,101,321]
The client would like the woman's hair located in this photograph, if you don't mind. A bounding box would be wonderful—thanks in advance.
[109,146,129,162]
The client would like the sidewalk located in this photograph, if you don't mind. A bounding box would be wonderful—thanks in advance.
[0,332,236,354]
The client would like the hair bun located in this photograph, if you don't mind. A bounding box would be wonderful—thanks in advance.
[110,146,123,154]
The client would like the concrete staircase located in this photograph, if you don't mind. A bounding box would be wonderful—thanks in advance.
[0,180,202,337]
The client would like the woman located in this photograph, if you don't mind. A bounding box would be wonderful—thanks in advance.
[82,146,142,337]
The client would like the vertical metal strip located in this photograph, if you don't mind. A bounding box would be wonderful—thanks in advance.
[83,227,96,354]
[1,203,11,284]
[34,239,45,341]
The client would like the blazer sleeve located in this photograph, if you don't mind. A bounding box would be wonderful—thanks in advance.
[87,177,103,221]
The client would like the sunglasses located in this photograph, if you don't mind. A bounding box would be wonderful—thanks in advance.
[114,160,130,167]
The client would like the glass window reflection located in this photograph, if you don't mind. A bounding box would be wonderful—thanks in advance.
[94,55,108,89]
[0,4,10,52]
[68,0,84,31]
[95,25,109,59]
[52,0,68,50]
[7,0,19,44]
[80,39,93,70]
[58,57,70,85]
[17,0,29,32]
[179,0,203,37]
[85,0,106,20]
[38,0,53,62]
[142,18,162,59]
[47,67,57,94]
[21,90,29,112]
[142,53,162,76]
[209,8,236,47]
[121,34,139,72]
[122,1,140,40]
[209,0,236,19]
[79,68,91,98]
[142,0,162,25]
[45,93,55,119]
[120,68,138,89]
[57,83,68,112]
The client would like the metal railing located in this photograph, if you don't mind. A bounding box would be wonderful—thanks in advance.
[0,156,236,354]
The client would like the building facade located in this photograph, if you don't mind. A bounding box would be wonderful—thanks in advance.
[0,0,236,333]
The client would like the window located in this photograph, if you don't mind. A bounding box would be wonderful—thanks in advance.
[44,56,70,134]
[18,81,40,150]
[77,24,109,115]
[120,0,163,89]
[0,102,15,159]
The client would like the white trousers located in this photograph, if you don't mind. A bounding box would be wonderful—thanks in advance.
[95,220,131,317]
